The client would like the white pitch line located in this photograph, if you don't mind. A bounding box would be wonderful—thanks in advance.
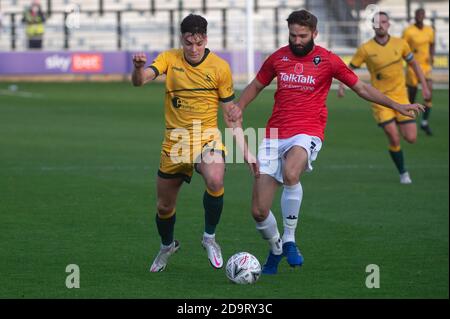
[0,90,45,99]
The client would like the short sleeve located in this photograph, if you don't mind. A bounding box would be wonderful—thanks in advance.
[401,28,409,42]
[430,27,435,44]
[349,45,367,69]
[149,51,170,77]
[402,39,414,62]
[256,54,276,86]
[331,53,359,87]
[218,62,235,103]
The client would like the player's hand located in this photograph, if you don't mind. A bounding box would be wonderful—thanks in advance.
[422,85,431,101]
[245,152,260,178]
[337,84,345,98]
[396,103,425,118]
[132,52,147,69]
[227,104,242,123]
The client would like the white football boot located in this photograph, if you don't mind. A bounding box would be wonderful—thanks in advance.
[201,235,223,269]
[400,172,412,184]
[149,240,180,272]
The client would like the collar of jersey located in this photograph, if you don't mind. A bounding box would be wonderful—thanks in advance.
[373,35,391,47]
[184,48,210,67]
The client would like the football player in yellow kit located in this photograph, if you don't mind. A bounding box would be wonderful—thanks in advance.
[132,14,257,272]
[403,8,435,135]
[339,12,430,184]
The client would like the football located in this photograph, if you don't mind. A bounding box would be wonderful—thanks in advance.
[225,252,261,284]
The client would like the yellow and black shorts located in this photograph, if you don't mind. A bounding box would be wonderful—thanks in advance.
[406,63,432,87]
[158,138,226,183]
[372,93,416,127]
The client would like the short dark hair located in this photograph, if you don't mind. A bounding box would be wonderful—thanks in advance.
[372,11,389,23]
[415,8,425,15]
[180,14,207,36]
[286,10,318,31]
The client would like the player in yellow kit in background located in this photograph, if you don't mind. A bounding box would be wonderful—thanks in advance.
[132,14,257,272]
[403,8,435,135]
[338,12,430,184]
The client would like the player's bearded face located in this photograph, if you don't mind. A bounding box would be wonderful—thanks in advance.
[181,33,207,64]
[288,25,316,57]
[289,36,315,57]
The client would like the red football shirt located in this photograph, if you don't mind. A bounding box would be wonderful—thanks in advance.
[256,45,359,140]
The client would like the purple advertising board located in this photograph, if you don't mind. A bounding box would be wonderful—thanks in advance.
[0,51,262,76]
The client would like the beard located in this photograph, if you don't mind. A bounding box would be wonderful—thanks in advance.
[289,38,315,57]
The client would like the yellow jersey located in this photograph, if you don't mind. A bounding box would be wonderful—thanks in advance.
[150,48,235,136]
[350,36,414,97]
[402,24,434,66]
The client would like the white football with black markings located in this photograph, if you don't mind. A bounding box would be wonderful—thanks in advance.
[226,252,261,284]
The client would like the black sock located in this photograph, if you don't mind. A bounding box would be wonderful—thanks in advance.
[407,85,418,103]
[422,106,431,122]
[156,213,176,246]
[389,149,406,174]
[204,190,224,235]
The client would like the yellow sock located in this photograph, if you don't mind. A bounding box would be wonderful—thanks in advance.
[389,145,401,152]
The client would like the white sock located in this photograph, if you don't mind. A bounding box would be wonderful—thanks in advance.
[255,211,283,255]
[203,232,215,239]
[281,183,302,244]
[161,242,174,249]
[421,120,429,126]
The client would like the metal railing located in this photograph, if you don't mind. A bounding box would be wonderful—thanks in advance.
[0,1,448,53]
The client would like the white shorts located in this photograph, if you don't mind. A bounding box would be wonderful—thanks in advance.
[257,134,323,184]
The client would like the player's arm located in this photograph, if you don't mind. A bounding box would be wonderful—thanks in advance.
[338,46,364,98]
[429,27,436,65]
[221,101,259,177]
[430,42,435,65]
[132,53,157,86]
[337,63,358,97]
[236,78,266,111]
[350,79,425,117]
[430,28,436,65]
[337,81,346,97]
[408,58,431,100]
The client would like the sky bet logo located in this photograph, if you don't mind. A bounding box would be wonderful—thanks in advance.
[279,72,315,84]
[45,54,103,73]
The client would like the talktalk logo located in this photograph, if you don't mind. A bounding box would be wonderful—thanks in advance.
[71,54,103,72]
[279,72,315,84]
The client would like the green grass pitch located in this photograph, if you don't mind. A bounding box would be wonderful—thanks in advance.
[0,82,448,298]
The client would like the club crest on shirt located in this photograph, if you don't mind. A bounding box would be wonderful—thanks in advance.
[294,63,303,74]
[313,55,321,66]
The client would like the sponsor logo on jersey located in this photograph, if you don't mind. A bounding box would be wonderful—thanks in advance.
[313,55,322,66]
[171,96,189,109]
[172,66,185,72]
[294,63,303,74]
[279,72,315,84]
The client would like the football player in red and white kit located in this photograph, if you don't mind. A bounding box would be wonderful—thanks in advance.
[237,10,425,274]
